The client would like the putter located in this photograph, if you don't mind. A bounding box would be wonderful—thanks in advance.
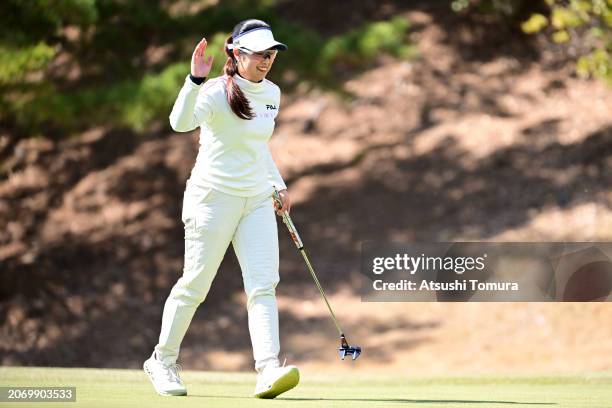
[273,189,362,361]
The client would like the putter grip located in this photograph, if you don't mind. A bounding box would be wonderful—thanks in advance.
[273,189,304,250]
[282,213,304,249]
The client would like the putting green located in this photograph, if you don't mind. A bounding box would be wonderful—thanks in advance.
[0,367,610,407]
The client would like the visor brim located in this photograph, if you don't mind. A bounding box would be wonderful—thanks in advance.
[246,41,287,52]
[233,27,288,52]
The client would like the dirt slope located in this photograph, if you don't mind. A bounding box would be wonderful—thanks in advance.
[1,2,611,374]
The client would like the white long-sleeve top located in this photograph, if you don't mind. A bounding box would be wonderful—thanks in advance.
[169,74,286,197]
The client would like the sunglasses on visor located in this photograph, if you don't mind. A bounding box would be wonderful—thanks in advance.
[238,48,278,59]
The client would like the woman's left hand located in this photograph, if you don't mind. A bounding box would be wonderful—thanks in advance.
[274,189,291,216]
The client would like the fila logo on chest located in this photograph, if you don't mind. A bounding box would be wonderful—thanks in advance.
[266,104,277,110]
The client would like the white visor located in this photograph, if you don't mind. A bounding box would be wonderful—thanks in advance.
[231,27,287,52]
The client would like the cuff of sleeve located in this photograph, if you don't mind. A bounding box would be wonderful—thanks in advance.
[189,74,207,85]
[183,75,207,90]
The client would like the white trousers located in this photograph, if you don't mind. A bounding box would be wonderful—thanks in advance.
[154,181,280,372]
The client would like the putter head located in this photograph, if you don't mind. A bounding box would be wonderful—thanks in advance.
[339,334,362,360]
[339,345,362,360]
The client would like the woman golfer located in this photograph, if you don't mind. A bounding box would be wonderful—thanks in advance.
[144,19,299,399]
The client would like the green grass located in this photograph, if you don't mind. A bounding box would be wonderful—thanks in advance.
[1,367,611,408]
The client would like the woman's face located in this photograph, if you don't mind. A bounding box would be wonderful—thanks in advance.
[234,48,278,82]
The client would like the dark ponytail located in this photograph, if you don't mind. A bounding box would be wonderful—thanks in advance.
[224,35,254,120]
[223,19,272,120]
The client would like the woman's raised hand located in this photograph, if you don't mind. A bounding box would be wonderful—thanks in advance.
[191,38,214,78]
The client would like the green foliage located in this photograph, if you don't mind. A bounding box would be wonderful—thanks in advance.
[120,63,190,131]
[522,13,549,33]
[0,0,97,45]
[0,42,56,84]
[451,0,526,16]
[319,17,416,76]
[525,0,612,83]
[0,1,417,146]
[452,0,612,84]
[551,6,586,29]
[451,0,471,13]
[577,48,612,81]
[6,62,190,133]
[552,29,571,43]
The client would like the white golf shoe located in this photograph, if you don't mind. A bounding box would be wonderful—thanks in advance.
[143,352,187,396]
[254,363,300,399]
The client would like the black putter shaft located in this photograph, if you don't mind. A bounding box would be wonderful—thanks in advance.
[273,190,361,360]
[272,191,345,337]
